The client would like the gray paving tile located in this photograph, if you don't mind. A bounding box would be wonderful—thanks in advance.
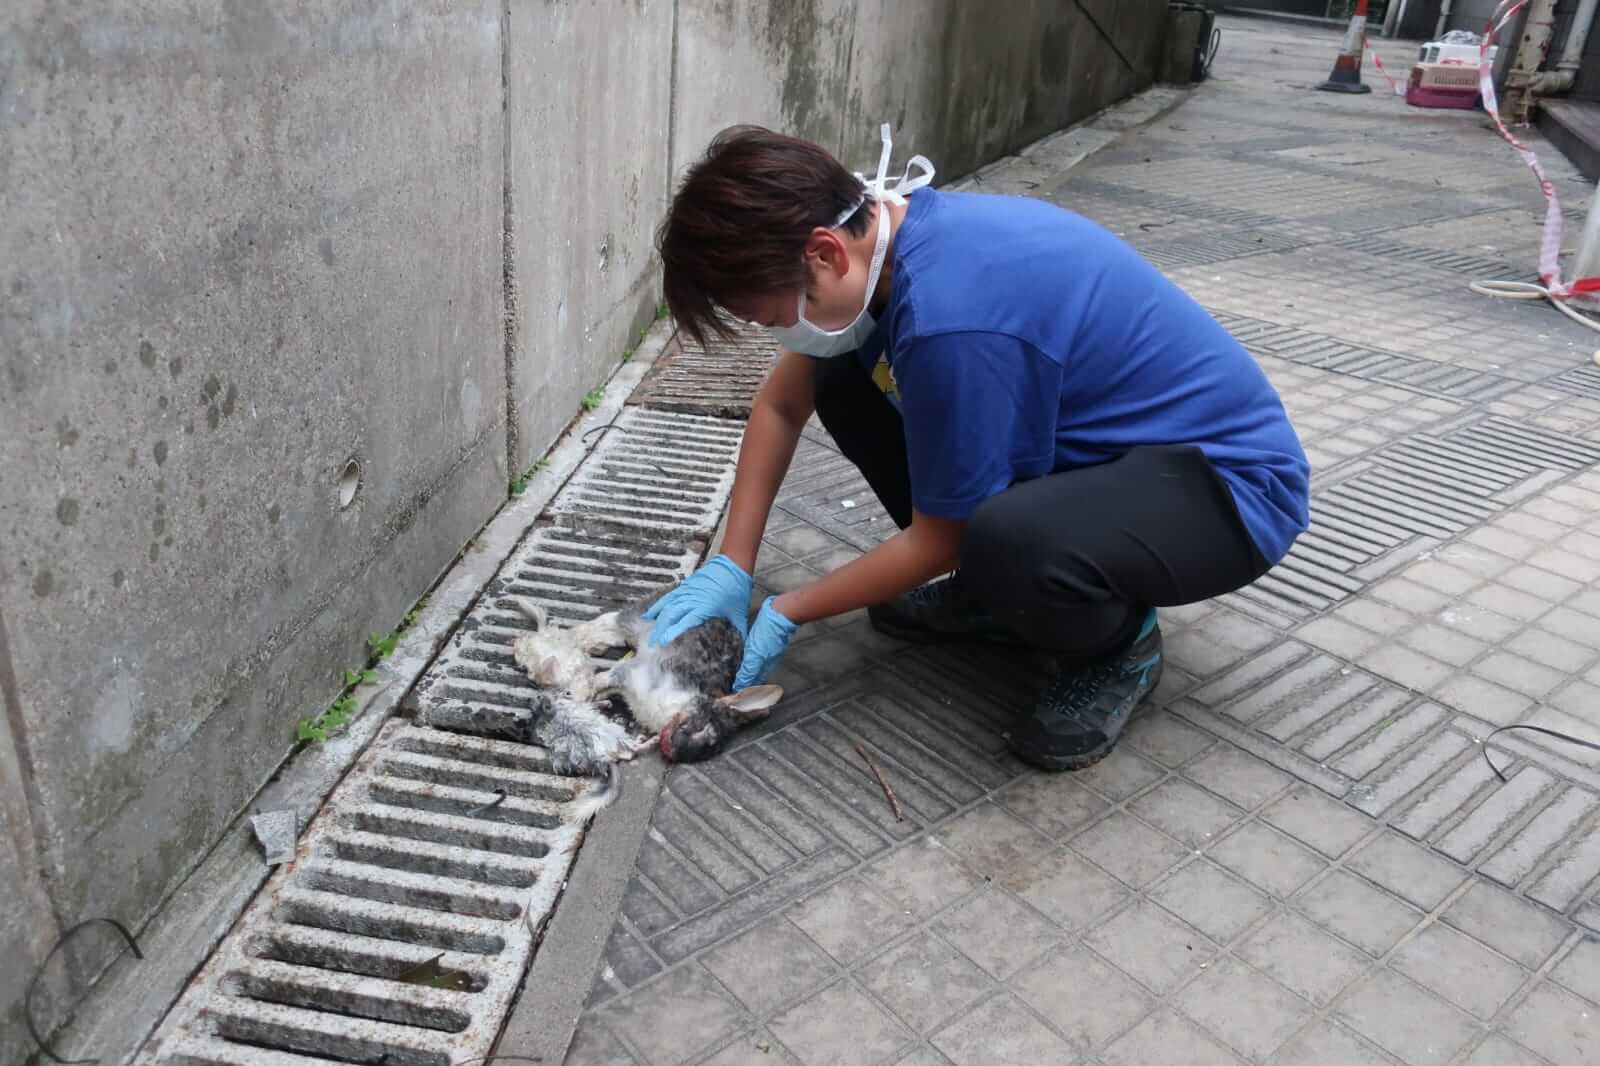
[600,964,748,1066]
[565,1018,639,1066]
[1070,811,1190,889]
[701,916,838,1018]
[788,877,916,966]
[1296,870,1425,957]
[859,933,997,1036]
[1345,831,1469,911]
[1102,1009,1246,1066]
[889,1049,956,1066]
[1459,1034,1551,1066]
[1209,822,1327,898]
[934,887,1064,981]
[1442,881,1574,970]
[1176,955,1315,1060]
[769,979,914,1066]
[934,803,1058,887]
[1333,969,1480,1065]
[995,772,1110,840]
[1151,860,1274,943]
[1009,942,1155,1055]
[1551,938,1600,1007]
[861,838,986,919]
[1182,745,1295,810]
[699,1030,803,1065]
[931,993,1079,1066]
[1084,900,1216,995]
[1269,1021,1394,1066]
[1238,910,1372,1007]
[1125,707,1217,767]
[1391,923,1529,1020]
[1262,785,1376,858]
[1502,981,1600,1066]
[1003,846,1130,932]
[1129,778,1247,848]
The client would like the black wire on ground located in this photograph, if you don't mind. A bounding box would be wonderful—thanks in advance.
[1482,723,1600,782]
[26,918,144,1065]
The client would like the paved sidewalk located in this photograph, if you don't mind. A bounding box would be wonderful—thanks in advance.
[562,19,1600,1066]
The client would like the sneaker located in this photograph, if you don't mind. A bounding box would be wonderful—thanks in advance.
[867,576,1017,644]
[1010,610,1163,771]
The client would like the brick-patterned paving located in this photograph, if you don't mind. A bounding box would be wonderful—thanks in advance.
[564,18,1600,1066]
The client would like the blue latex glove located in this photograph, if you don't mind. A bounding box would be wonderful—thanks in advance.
[734,597,799,689]
[642,554,754,647]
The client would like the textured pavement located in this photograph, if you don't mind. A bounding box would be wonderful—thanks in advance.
[562,19,1600,1066]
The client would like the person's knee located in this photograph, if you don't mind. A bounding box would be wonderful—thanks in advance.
[959,491,1027,591]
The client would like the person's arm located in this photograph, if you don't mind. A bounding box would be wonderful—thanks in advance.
[718,350,817,573]
[772,513,962,624]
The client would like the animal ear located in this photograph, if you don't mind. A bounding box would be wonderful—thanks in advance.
[716,684,783,716]
[535,656,561,687]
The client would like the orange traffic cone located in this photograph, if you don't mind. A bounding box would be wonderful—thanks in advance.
[1317,0,1374,94]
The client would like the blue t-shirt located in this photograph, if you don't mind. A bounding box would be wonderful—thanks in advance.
[855,188,1309,565]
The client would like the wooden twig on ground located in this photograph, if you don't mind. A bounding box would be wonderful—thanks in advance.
[853,742,904,821]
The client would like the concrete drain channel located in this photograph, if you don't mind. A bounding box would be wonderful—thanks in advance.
[138,406,750,1065]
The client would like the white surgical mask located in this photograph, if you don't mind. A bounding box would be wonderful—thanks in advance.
[769,124,934,358]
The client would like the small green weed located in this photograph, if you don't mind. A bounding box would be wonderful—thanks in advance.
[581,386,605,412]
[296,693,356,744]
[341,668,380,688]
[510,459,546,496]
[367,631,400,659]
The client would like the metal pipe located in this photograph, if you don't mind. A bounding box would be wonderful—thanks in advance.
[1530,0,1600,93]
[1384,0,1411,38]
[1434,0,1454,40]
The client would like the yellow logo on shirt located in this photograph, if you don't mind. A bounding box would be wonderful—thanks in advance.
[871,355,899,402]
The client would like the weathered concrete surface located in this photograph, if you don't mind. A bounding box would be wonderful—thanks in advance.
[840,0,1166,177]
[0,1,1174,1057]
[0,655,61,1066]
[505,0,674,472]
[0,0,507,956]
[670,0,858,176]
[672,0,1166,182]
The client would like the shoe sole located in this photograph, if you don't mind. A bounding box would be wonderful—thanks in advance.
[1012,659,1165,772]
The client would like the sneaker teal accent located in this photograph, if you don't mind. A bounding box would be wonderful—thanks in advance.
[866,576,1019,645]
[1010,609,1163,771]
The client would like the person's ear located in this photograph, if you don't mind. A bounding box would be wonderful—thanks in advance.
[803,227,848,277]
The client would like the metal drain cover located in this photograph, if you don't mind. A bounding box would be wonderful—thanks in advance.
[142,720,604,1065]
[139,386,747,1063]
[628,323,777,418]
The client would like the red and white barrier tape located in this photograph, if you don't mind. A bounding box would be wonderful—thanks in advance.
[1476,0,1600,303]
[1367,44,1405,96]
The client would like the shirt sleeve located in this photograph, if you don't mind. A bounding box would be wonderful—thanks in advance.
[894,330,1062,519]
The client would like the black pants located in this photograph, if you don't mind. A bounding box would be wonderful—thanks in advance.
[813,355,1271,662]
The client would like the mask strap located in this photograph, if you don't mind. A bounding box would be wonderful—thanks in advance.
[830,124,937,224]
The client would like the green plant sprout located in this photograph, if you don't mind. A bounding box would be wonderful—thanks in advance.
[581,386,605,411]
[510,459,546,496]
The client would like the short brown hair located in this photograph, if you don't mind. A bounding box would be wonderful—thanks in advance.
[657,126,869,347]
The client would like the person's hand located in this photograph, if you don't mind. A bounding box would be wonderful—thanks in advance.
[642,554,753,647]
[734,597,799,688]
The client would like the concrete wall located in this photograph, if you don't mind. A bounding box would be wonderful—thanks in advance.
[0,1,1168,1059]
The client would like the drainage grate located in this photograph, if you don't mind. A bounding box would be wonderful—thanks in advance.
[140,720,605,1066]
[416,523,701,740]
[1137,229,1305,271]
[1063,178,1287,230]
[546,407,744,537]
[1216,311,1517,401]
[1544,361,1600,399]
[1445,416,1600,471]
[141,388,748,1064]
[1337,236,1528,279]
[628,325,778,418]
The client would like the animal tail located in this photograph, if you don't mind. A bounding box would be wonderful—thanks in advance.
[508,596,549,631]
[565,762,621,823]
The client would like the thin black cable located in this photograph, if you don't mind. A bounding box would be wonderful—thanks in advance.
[26,918,143,1064]
[1072,0,1136,75]
[1482,723,1600,782]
